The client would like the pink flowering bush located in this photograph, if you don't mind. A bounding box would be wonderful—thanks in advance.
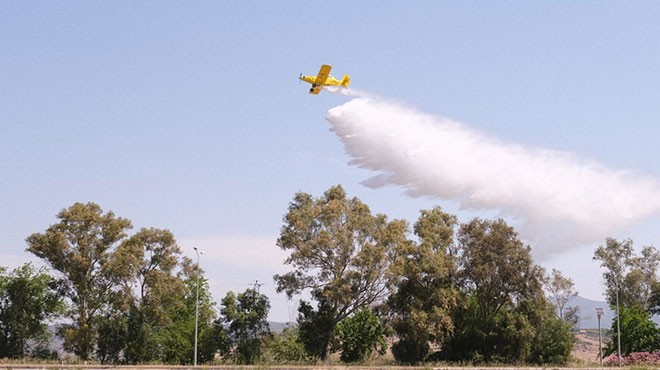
[604,352,660,366]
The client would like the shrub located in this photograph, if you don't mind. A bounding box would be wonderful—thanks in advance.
[604,352,660,366]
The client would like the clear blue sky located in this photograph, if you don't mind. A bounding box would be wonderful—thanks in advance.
[2,2,660,322]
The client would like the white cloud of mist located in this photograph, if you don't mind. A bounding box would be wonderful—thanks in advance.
[326,96,660,256]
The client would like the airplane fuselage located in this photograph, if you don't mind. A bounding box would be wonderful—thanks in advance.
[300,75,344,86]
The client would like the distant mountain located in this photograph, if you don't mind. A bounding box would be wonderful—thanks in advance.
[569,296,614,329]
[569,295,660,329]
[269,321,294,333]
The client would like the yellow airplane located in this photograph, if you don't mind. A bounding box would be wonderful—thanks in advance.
[299,64,350,94]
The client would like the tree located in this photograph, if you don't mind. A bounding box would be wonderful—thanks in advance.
[122,228,185,363]
[96,311,128,364]
[296,300,337,361]
[543,268,579,326]
[220,288,271,364]
[336,308,386,363]
[387,206,459,364]
[265,326,310,363]
[155,260,216,365]
[274,185,407,360]
[0,263,63,359]
[457,218,544,320]
[606,305,659,355]
[95,227,187,364]
[438,218,549,363]
[528,303,576,364]
[26,202,134,360]
[200,318,231,363]
[593,237,660,310]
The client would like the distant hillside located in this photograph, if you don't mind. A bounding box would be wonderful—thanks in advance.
[269,321,293,333]
[570,296,614,329]
[569,295,660,329]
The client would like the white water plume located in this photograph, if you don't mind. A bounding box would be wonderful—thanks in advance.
[326,96,660,254]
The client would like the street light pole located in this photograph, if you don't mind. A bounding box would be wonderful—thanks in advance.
[616,287,621,367]
[193,246,203,366]
[596,308,604,365]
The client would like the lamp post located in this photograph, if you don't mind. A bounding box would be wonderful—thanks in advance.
[616,286,621,367]
[193,246,203,366]
[596,307,604,365]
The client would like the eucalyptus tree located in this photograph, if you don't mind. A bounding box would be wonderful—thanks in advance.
[457,218,544,320]
[440,218,548,363]
[96,227,187,363]
[543,268,579,326]
[593,237,660,310]
[387,206,459,363]
[26,202,134,360]
[274,185,407,361]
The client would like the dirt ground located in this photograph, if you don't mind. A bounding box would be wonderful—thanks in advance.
[572,330,607,365]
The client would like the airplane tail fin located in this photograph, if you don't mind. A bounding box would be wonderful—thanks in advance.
[341,74,351,87]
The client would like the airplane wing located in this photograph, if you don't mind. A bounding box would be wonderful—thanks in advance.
[314,64,331,86]
[309,86,322,95]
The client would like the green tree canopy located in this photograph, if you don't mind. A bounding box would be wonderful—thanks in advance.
[220,288,271,364]
[437,218,561,364]
[296,299,337,361]
[95,227,187,364]
[274,185,407,360]
[336,308,386,363]
[0,263,63,359]
[458,218,544,320]
[265,326,310,364]
[593,237,660,310]
[26,202,133,360]
[387,206,459,364]
[155,259,216,365]
[26,202,214,365]
[606,305,660,355]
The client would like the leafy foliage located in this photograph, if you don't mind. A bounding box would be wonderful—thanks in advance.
[155,272,216,365]
[543,268,579,325]
[527,304,577,364]
[457,218,545,320]
[296,300,337,361]
[121,228,187,364]
[274,185,407,360]
[265,326,310,364]
[25,202,220,364]
[26,202,133,360]
[0,263,63,359]
[593,237,660,310]
[387,206,459,363]
[336,308,386,363]
[17,194,592,365]
[435,218,574,365]
[220,288,271,364]
[606,305,659,356]
[391,337,429,365]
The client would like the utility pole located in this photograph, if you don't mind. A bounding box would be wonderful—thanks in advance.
[252,280,263,294]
